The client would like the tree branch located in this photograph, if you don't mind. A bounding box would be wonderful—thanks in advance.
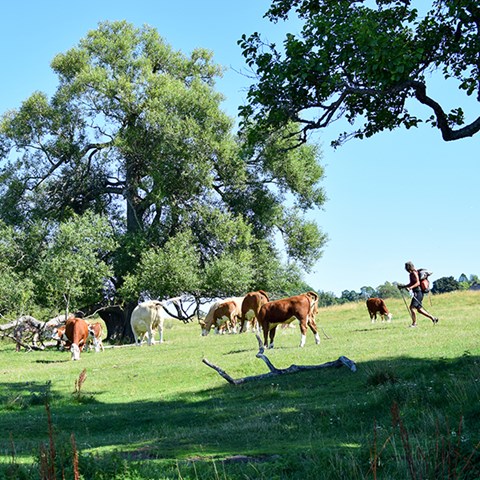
[203,334,356,385]
[409,81,480,140]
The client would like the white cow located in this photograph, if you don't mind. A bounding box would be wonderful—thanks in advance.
[130,300,165,346]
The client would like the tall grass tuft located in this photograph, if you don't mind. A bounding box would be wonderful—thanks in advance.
[365,401,480,479]
[38,400,56,480]
[73,369,87,400]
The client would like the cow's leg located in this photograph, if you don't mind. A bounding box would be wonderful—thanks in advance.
[299,319,309,347]
[95,338,104,352]
[158,323,164,343]
[231,315,238,334]
[261,323,269,348]
[147,327,154,345]
[133,330,141,346]
[307,318,321,345]
[239,314,246,333]
[268,326,277,349]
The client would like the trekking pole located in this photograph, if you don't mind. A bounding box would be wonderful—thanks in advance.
[427,292,433,307]
[399,288,414,322]
[321,326,331,339]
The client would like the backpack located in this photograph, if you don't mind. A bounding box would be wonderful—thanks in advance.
[417,268,432,293]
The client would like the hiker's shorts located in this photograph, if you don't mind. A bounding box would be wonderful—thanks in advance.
[410,288,423,309]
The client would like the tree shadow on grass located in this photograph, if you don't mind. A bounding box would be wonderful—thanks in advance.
[0,353,479,477]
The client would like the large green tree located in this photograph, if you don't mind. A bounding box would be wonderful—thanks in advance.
[0,21,327,336]
[239,0,480,147]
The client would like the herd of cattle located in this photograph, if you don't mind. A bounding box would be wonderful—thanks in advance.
[50,291,393,360]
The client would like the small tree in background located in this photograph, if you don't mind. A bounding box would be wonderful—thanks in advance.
[34,212,117,317]
[432,276,459,294]
[316,291,338,307]
[377,282,402,299]
[340,290,360,303]
[359,286,376,300]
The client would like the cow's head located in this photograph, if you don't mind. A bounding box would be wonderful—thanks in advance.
[51,326,66,341]
[51,328,60,341]
[199,319,206,335]
[71,343,81,361]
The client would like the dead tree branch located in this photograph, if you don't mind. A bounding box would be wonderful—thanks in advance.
[0,315,50,351]
[203,334,357,385]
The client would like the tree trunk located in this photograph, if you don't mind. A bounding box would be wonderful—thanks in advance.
[97,303,135,343]
[124,152,145,235]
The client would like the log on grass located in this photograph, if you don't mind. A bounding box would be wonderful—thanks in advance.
[203,334,357,385]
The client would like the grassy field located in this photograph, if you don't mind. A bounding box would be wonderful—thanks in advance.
[0,290,479,479]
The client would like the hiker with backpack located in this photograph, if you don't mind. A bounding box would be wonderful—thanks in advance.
[398,261,439,327]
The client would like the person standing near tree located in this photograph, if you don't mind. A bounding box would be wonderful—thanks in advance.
[398,261,438,327]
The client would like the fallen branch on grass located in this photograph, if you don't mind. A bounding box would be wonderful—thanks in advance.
[202,334,357,385]
[0,316,48,351]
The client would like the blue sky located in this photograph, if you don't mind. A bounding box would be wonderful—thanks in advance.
[1,1,479,295]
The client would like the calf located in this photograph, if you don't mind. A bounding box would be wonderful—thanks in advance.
[87,322,104,352]
[366,298,392,323]
[257,294,321,348]
[130,300,165,346]
[51,325,68,350]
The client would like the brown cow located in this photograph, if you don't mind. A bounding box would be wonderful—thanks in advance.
[240,290,270,333]
[257,294,321,348]
[201,299,241,336]
[366,298,393,323]
[282,291,319,330]
[64,317,90,360]
[200,297,244,336]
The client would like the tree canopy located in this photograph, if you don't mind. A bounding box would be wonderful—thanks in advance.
[0,21,327,330]
[239,0,480,147]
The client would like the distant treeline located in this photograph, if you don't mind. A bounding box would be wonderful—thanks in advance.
[316,274,479,307]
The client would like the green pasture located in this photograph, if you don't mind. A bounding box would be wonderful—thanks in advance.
[0,290,479,479]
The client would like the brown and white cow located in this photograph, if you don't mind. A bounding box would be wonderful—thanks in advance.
[239,290,269,333]
[64,317,90,360]
[200,297,243,336]
[130,300,165,346]
[257,294,321,348]
[280,291,319,330]
[86,322,105,352]
[366,298,392,323]
[213,301,240,334]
